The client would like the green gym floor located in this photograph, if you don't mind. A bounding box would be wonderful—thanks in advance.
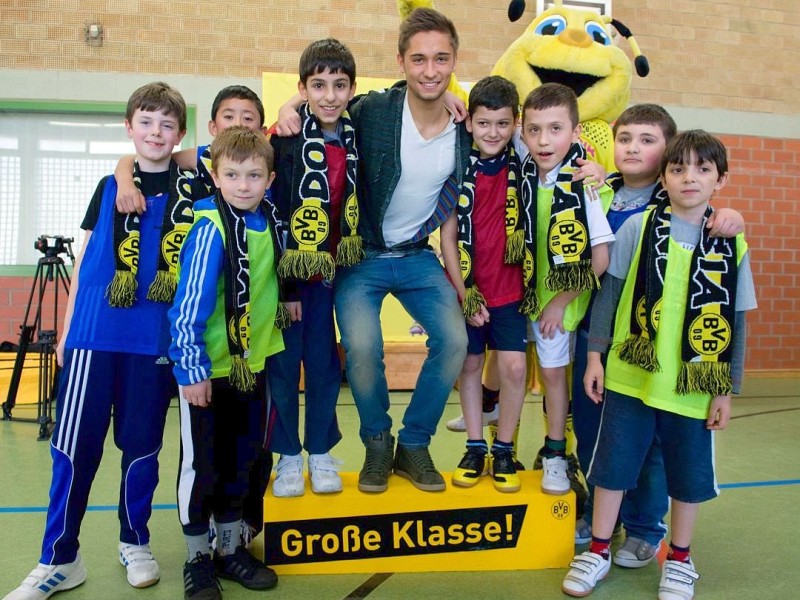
[1,377,798,600]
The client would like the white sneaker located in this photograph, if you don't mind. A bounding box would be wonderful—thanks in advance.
[272,454,305,497]
[541,455,570,495]
[308,453,343,494]
[118,542,159,588]
[4,555,87,600]
[562,551,611,597]
[445,404,500,432]
[659,559,699,600]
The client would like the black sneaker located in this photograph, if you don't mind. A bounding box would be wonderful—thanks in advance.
[358,431,395,493]
[394,445,446,491]
[214,546,277,590]
[184,552,221,600]
[452,446,487,487]
[490,447,521,493]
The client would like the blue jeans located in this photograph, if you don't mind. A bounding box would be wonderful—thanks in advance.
[334,250,467,448]
[267,281,342,456]
[572,328,668,546]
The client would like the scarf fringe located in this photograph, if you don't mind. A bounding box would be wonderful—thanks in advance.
[336,235,365,267]
[462,286,487,319]
[544,260,599,293]
[146,269,177,303]
[618,334,661,373]
[278,249,336,281]
[274,303,292,330]
[106,271,138,308]
[519,287,541,318]
[504,229,525,264]
[229,355,256,392]
[677,361,732,396]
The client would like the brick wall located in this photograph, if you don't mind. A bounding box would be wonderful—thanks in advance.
[715,135,800,372]
[1,1,799,115]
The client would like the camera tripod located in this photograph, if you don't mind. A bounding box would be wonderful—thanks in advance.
[2,252,72,440]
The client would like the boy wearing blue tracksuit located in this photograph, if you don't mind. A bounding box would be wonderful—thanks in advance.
[4,82,191,600]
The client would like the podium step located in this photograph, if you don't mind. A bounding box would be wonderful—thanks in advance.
[263,470,575,574]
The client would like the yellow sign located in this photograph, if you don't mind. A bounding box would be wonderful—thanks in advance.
[263,471,574,574]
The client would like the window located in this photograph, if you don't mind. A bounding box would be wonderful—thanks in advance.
[0,102,195,265]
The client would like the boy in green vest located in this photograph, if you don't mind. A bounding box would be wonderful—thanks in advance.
[169,126,284,600]
[562,130,757,599]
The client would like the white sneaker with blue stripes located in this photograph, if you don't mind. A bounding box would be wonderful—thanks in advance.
[3,554,86,600]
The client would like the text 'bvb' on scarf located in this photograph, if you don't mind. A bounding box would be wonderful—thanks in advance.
[456,144,524,318]
[518,142,600,317]
[617,202,738,396]
[107,160,194,307]
[278,102,362,282]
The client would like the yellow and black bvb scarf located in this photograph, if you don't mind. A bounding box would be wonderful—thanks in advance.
[518,142,600,317]
[457,144,524,317]
[278,102,362,282]
[618,202,738,395]
[107,160,194,307]
[216,193,258,392]
[605,172,669,205]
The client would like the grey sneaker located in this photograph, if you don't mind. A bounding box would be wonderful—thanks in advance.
[358,431,395,493]
[614,537,660,568]
[394,445,446,492]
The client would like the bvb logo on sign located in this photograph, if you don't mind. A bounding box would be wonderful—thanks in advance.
[551,500,570,520]
[119,234,140,270]
[548,219,587,259]
[459,247,471,278]
[635,298,662,332]
[689,314,731,356]
[291,206,330,246]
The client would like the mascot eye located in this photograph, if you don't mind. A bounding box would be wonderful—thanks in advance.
[534,15,567,36]
[585,22,611,46]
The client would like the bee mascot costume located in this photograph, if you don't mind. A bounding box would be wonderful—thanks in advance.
[396,0,649,512]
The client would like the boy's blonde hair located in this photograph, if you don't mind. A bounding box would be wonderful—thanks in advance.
[210,126,274,173]
[126,82,187,132]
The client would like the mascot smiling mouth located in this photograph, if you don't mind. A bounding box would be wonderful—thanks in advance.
[531,66,600,98]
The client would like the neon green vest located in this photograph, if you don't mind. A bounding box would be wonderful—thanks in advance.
[606,219,748,419]
[534,184,613,331]
[193,207,284,379]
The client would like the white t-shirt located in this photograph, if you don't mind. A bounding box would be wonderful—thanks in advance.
[382,95,457,247]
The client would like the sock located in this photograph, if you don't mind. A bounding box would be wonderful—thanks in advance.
[466,438,488,454]
[491,439,514,456]
[542,436,567,457]
[589,536,611,559]
[482,385,499,412]
[667,542,691,563]
[186,533,210,561]
[216,519,243,557]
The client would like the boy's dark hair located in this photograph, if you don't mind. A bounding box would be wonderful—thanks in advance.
[299,38,356,85]
[211,85,265,127]
[126,82,187,132]
[211,126,274,174]
[613,103,677,141]
[660,129,728,176]
[398,7,459,57]
[522,83,579,128]
[468,76,519,120]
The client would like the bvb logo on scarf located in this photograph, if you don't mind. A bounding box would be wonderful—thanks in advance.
[279,102,362,283]
[456,145,523,318]
[619,203,738,395]
[107,160,194,307]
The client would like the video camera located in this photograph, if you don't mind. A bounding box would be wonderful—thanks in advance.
[34,235,74,259]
